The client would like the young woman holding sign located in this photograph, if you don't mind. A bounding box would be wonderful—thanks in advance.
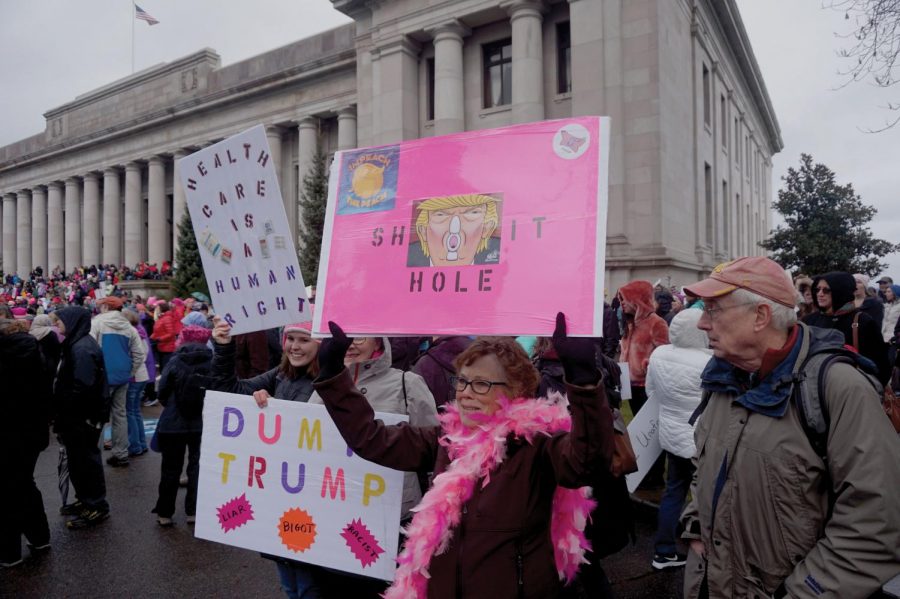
[313,315,615,599]
[209,317,324,599]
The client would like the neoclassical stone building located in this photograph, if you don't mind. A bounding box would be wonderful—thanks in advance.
[0,0,781,292]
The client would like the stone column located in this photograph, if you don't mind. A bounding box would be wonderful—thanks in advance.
[82,172,101,267]
[147,155,168,264]
[265,126,284,190]
[429,21,469,135]
[2,194,15,275]
[16,190,31,276]
[295,117,319,239]
[172,150,188,264]
[504,0,545,123]
[124,162,142,267]
[337,107,358,151]
[374,36,421,144]
[64,177,82,272]
[47,182,64,271]
[31,186,47,272]
[102,168,122,266]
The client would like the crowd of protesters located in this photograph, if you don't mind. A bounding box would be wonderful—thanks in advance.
[2,258,898,599]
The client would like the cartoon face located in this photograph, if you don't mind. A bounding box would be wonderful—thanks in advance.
[417,203,497,266]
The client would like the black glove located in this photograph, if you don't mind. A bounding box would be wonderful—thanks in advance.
[316,321,352,381]
[552,312,601,386]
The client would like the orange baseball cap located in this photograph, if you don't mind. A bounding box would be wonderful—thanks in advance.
[684,257,796,308]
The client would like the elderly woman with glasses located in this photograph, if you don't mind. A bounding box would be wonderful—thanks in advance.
[313,315,614,599]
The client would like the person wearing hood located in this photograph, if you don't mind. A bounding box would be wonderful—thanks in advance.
[90,296,147,467]
[49,307,110,530]
[645,309,712,571]
[151,301,182,372]
[617,281,670,416]
[29,314,61,380]
[803,272,890,384]
[210,317,327,599]
[308,336,439,598]
[152,325,214,527]
[0,319,51,568]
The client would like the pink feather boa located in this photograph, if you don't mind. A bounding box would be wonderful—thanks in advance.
[383,393,597,599]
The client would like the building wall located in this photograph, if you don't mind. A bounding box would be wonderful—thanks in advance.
[0,0,781,296]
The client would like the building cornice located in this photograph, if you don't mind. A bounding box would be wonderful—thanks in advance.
[710,0,783,153]
[44,49,221,119]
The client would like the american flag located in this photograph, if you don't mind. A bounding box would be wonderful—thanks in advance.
[134,4,159,25]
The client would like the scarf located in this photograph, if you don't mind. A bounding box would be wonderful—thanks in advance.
[383,394,596,599]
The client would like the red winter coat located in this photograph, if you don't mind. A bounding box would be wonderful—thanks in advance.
[618,280,669,386]
[150,311,183,353]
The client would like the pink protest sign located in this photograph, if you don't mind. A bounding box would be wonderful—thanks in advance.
[314,117,610,337]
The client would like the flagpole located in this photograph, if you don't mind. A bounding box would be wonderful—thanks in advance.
[131,2,135,74]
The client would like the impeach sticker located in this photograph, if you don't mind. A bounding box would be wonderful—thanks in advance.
[279,508,316,553]
[340,518,384,568]
[217,493,254,532]
[337,146,400,215]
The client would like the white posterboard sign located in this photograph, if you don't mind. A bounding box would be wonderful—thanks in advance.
[177,125,309,335]
[625,393,662,493]
[195,392,406,581]
[618,362,632,400]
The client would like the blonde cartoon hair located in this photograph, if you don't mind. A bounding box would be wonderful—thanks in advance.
[414,194,499,258]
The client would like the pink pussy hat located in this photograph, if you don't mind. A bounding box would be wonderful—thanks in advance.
[282,321,319,347]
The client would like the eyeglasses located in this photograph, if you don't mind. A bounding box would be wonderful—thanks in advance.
[701,302,756,320]
[815,286,831,295]
[449,375,508,395]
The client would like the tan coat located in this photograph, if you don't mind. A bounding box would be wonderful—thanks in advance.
[681,324,900,598]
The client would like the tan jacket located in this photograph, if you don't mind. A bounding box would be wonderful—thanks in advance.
[681,324,900,598]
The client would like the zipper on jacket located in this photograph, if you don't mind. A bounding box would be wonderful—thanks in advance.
[515,539,524,599]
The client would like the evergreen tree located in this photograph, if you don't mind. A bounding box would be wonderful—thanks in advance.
[171,211,210,298]
[298,150,329,284]
[760,153,898,276]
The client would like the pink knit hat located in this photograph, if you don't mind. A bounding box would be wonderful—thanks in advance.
[176,324,212,349]
[282,321,318,347]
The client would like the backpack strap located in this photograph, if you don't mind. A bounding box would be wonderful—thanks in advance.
[401,370,408,413]
[689,389,712,426]
[851,312,860,351]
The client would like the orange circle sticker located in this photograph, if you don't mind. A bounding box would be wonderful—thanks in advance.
[278,508,317,553]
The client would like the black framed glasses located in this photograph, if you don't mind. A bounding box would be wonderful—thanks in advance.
[449,375,508,395]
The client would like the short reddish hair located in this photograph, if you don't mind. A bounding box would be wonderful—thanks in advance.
[454,337,540,398]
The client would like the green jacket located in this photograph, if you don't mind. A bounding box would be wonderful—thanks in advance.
[681,323,900,598]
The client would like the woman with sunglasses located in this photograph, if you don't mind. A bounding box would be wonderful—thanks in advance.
[803,271,890,384]
[313,314,614,599]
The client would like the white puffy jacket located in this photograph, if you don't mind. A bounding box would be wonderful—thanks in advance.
[645,309,712,459]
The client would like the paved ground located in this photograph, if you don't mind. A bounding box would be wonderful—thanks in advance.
[1,406,683,599]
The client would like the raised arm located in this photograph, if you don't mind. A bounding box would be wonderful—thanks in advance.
[314,322,439,472]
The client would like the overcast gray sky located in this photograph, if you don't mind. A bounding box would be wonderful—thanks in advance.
[1,0,897,279]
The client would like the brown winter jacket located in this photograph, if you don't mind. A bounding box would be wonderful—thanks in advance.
[315,368,614,599]
[618,281,669,385]
[681,323,900,598]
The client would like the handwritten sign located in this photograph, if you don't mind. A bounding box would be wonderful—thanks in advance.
[625,393,662,493]
[177,125,309,335]
[314,117,611,337]
[194,392,406,581]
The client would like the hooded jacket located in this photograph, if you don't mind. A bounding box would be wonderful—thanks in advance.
[90,309,147,384]
[151,310,183,353]
[157,343,213,434]
[680,323,900,598]
[803,272,889,384]
[53,307,107,428]
[0,326,50,451]
[412,336,473,408]
[618,280,670,385]
[645,309,712,458]
[310,338,439,517]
